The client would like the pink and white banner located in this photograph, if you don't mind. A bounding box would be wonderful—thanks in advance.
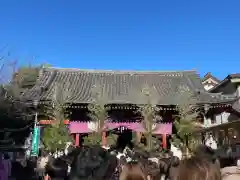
[69,121,172,134]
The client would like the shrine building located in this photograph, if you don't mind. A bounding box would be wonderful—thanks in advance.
[22,68,238,148]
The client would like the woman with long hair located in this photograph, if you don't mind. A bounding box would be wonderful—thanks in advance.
[120,161,148,180]
[177,156,221,180]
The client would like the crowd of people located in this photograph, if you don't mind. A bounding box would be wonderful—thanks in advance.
[0,153,12,180]
[0,140,239,180]
[43,144,240,180]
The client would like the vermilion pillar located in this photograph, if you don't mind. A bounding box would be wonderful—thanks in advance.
[75,133,80,146]
[102,131,107,146]
[162,134,167,149]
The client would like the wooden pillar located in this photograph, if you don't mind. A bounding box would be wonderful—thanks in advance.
[75,133,79,146]
[102,131,107,146]
[162,134,167,149]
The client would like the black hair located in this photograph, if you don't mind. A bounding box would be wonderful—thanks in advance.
[194,144,217,163]
[68,145,118,180]
[45,156,68,179]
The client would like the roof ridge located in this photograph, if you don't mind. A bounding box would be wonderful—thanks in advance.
[23,67,238,105]
[202,72,221,83]
[199,90,238,100]
[43,67,197,74]
[204,72,212,77]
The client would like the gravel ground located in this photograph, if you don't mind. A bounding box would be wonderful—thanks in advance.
[221,166,240,180]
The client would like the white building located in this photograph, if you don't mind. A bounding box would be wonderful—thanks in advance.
[202,72,220,91]
[201,73,240,145]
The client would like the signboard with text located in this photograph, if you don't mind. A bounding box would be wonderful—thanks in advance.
[31,126,40,156]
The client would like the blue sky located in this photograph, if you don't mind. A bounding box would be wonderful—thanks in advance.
[0,0,240,79]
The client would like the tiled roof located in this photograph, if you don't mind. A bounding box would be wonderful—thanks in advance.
[209,73,240,92]
[228,73,240,79]
[22,68,238,105]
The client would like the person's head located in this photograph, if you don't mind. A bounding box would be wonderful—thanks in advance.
[120,161,148,180]
[194,144,218,164]
[69,145,118,180]
[145,160,161,180]
[45,156,68,179]
[177,156,221,180]
[171,156,180,167]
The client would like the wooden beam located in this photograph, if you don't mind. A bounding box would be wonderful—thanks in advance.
[231,78,240,83]
[39,120,70,125]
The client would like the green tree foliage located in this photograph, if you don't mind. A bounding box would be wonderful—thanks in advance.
[83,133,102,146]
[85,83,110,145]
[133,84,162,154]
[0,59,40,124]
[12,63,52,89]
[12,66,40,88]
[41,63,52,68]
[83,132,118,146]
[43,119,72,152]
[0,61,53,148]
[171,90,201,156]
[0,51,43,146]
[42,82,73,152]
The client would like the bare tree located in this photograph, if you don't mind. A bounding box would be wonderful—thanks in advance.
[42,82,73,152]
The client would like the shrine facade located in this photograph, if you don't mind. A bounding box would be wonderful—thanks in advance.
[22,68,239,148]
